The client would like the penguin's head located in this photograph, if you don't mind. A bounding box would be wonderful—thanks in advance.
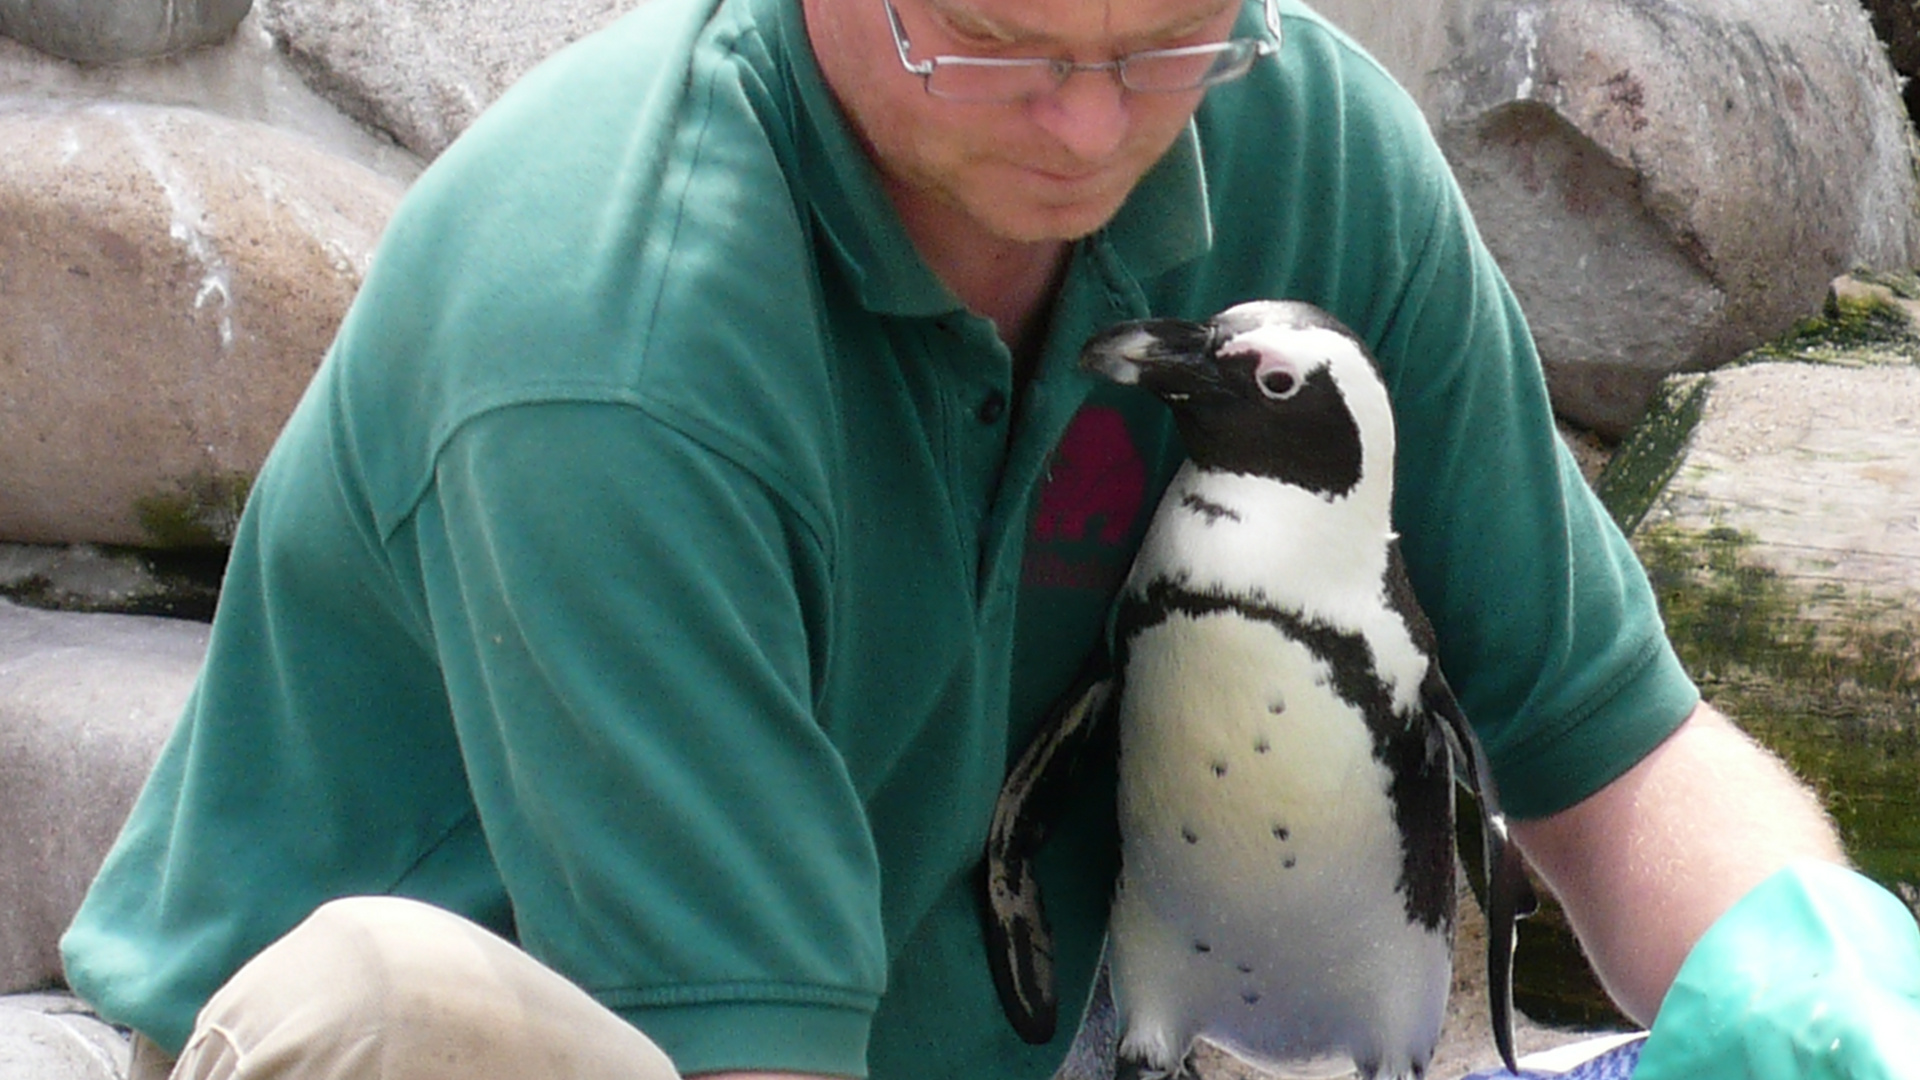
[1080,300,1395,500]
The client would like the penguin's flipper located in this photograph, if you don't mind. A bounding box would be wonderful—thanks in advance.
[1483,799,1536,1076]
[980,668,1119,1044]
[1386,542,1535,1074]
[1420,665,1536,1075]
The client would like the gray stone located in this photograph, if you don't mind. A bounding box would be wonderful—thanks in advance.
[0,11,424,185]
[0,600,206,995]
[0,993,127,1080]
[1313,0,1920,436]
[0,0,251,64]
[0,97,405,547]
[0,548,157,615]
[1858,0,1920,123]
[0,544,221,620]
[1642,360,1920,617]
[256,0,641,161]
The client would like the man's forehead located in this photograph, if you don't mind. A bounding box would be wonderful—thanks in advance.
[917,0,1244,46]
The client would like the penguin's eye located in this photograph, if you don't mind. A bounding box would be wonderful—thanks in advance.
[1254,356,1304,400]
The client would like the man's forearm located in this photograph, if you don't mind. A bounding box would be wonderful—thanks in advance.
[1510,700,1846,1024]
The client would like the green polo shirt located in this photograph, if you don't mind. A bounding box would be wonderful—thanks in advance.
[62,0,1698,1075]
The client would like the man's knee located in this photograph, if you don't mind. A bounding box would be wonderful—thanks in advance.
[185,896,679,1079]
[210,896,469,1020]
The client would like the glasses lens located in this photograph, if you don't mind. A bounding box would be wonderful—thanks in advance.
[1121,42,1257,93]
[924,58,1066,102]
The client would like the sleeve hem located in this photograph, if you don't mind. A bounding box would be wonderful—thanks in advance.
[611,997,876,1078]
[1497,638,1701,820]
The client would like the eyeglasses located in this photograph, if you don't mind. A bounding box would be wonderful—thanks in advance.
[884,0,1282,103]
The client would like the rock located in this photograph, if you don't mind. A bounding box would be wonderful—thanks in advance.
[256,0,640,161]
[1556,419,1614,485]
[1857,0,1920,124]
[0,0,250,63]
[1312,0,1920,437]
[0,600,206,995]
[1,543,223,621]
[0,11,424,185]
[0,993,127,1080]
[1625,358,1920,653]
[0,97,406,547]
[1598,350,1920,906]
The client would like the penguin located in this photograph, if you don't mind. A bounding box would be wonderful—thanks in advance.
[980,300,1532,1080]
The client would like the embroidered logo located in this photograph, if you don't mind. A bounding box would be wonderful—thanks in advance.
[1024,406,1148,591]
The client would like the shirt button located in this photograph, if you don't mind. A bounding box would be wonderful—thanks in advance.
[976,390,1008,425]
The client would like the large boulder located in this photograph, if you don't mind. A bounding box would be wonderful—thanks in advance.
[0,98,405,547]
[1597,344,1920,903]
[256,0,640,161]
[0,0,250,63]
[0,12,424,185]
[1314,0,1920,437]
[0,600,205,995]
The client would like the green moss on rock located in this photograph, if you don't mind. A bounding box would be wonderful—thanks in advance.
[1594,374,1710,534]
[1633,521,1920,908]
[1639,523,1920,695]
[1845,268,1920,301]
[1746,288,1917,366]
[135,471,253,549]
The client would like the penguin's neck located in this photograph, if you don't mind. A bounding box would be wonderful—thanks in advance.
[1131,462,1396,624]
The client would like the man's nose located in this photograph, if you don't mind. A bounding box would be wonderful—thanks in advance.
[1028,67,1130,161]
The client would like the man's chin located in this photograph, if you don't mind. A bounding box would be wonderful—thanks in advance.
[976,197,1128,245]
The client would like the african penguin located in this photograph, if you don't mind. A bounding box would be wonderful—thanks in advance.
[981,300,1531,1080]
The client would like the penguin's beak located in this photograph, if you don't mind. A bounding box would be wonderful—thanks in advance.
[1079,318,1218,387]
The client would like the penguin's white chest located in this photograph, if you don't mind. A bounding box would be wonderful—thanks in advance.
[1108,608,1449,1076]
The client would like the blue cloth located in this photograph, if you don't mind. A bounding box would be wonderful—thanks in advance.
[1460,1035,1646,1080]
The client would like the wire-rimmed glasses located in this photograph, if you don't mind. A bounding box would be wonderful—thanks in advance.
[884,0,1282,103]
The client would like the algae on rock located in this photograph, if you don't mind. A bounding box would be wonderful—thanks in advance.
[134,470,254,549]
[1634,520,1920,894]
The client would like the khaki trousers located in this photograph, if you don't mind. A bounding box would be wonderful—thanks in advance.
[130,896,682,1080]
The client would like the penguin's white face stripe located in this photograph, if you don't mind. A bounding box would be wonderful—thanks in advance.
[1215,323,1398,482]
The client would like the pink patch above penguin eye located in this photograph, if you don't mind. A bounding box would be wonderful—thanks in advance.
[1254,353,1304,400]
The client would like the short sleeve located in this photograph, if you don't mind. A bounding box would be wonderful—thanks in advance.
[414,400,884,1076]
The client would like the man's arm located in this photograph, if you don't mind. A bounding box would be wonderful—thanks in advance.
[1511,700,1846,1024]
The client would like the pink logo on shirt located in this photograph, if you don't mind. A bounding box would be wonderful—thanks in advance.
[1025,406,1148,591]
[1032,407,1146,545]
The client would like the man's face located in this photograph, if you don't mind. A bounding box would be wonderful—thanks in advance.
[806,0,1242,246]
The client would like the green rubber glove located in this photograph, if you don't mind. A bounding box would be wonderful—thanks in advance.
[1635,861,1920,1080]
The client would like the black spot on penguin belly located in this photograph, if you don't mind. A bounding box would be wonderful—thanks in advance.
[1118,580,1456,931]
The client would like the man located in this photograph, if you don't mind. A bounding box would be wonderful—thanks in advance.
[61,0,1918,1076]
